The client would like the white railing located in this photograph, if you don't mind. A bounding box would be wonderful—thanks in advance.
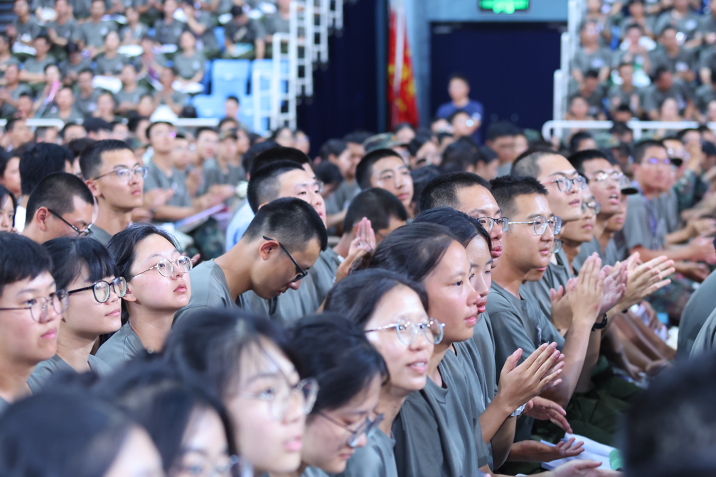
[542,119,709,141]
[553,0,585,121]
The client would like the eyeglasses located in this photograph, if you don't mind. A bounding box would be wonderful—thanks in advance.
[174,454,250,477]
[508,216,562,235]
[592,171,624,184]
[67,277,127,303]
[476,217,509,232]
[132,256,193,279]
[241,377,319,422]
[365,318,445,346]
[544,175,587,192]
[93,166,149,182]
[0,289,69,323]
[318,412,385,448]
[582,200,601,215]
[552,239,563,254]
[47,209,92,237]
[263,236,308,283]
[645,157,672,166]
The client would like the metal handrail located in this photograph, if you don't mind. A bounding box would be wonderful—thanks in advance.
[542,119,709,141]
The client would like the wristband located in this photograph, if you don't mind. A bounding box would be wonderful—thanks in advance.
[592,313,608,331]
[510,403,526,417]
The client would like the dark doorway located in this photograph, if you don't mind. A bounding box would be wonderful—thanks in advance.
[430,21,564,135]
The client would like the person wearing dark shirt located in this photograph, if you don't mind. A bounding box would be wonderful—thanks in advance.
[435,74,484,144]
[642,67,694,120]
[223,5,266,59]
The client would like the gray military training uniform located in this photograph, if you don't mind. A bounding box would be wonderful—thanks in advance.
[89,225,112,246]
[174,260,243,322]
[680,270,716,358]
[95,322,145,371]
[27,354,112,393]
[336,429,398,477]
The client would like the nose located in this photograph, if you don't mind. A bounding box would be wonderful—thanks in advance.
[490,224,503,243]
[353,432,369,448]
[283,388,306,424]
[394,173,404,189]
[473,270,489,297]
[288,280,301,290]
[465,279,480,307]
[541,222,555,241]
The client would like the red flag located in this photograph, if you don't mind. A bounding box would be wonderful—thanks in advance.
[388,0,418,128]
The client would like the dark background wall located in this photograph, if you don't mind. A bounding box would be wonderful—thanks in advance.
[429,21,563,135]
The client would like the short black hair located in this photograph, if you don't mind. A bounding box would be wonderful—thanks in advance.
[0,150,13,177]
[490,175,548,219]
[244,197,327,252]
[80,139,134,179]
[60,122,86,141]
[5,117,23,134]
[568,149,613,175]
[411,165,443,210]
[676,128,699,142]
[633,139,666,164]
[313,161,344,188]
[67,137,96,161]
[249,146,310,177]
[343,188,407,234]
[319,139,348,162]
[43,236,117,291]
[419,171,490,212]
[486,121,517,142]
[609,121,632,136]
[355,148,403,190]
[622,352,716,477]
[247,160,304,213]
[584,69,599,80]
[195,126,218,141]
[653,65,671,82]
[19,144,69,195]
[240,140,278,174]
[0,232,53,298]
[83,117,113,134]
[510,146,560,178]
[343,131,372,145]
[217,117,238,131]
[289,314,388,414]
[226,95,239,104]
[414,207,491,250]
[0,185,16,215]
[324,269,428,328]
[25,172,94,226]
[570,131,594,153]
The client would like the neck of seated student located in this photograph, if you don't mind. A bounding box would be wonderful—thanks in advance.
[214,238,255,300]
[125,302,175,353]
[94,200,133,236]
[427,340,454,389]
[151,150,174,174]
[21,221,51,245]
[560,237,583,273]
[0,357,33,404]
[56,318,97,373]
[376,366,421,436]
[492,255,531,298]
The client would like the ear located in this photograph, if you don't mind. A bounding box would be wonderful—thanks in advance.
[35,207,50,232]
[85,179,102,198]
[259,240,279,261]
[123,282,138,303]
[351,221,360,237]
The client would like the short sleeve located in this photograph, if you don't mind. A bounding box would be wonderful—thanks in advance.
[621,196,652,251]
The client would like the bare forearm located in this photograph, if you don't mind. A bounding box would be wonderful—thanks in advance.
[541,321,592,408]
[576,329,601,392]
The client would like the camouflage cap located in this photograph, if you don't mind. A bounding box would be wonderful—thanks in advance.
[363,133,408,153]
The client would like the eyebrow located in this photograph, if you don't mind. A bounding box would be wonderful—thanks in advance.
[525,213,544,220]
[146,250,180,260]
[113,163,141,170]
[548,170,579,177]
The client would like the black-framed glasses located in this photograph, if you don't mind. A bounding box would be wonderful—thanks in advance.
[318,412,385,448]
[476,217,509,232]
[592,171,624,184]
[545,175,587,192]
[67,277,127,303]
[508,216,562,235]
[582,200,601,215]
[240,377,319,422]
[0,290,69,323]
[47,209,92,237]
[132,256,193,279]
[93,166,149,182]
[263,236,308,283]
[365,318,444,346]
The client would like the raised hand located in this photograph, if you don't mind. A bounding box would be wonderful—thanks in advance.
[621,254,675,308]
[525,396,573,434]
[599,262,627,315]
[550,459,621,477]
[497,343,564,411]
[569,255,605,325]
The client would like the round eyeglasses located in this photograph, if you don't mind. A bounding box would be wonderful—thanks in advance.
[552,239,563,254]
[582,200,601,215]
[508,216,562,235]
[476,217,509,233]
[67,277,127,303]
[0,290,69,323]
[365,318,445,346]
[318,412,385,448]
[132,256,193,279]
[241,377,319,422]
[545,176,587,192]
[174,454,252,477]
[93,166,149,182]
[593,171,624,184]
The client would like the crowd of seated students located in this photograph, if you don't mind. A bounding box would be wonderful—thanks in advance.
[3,60,716,476]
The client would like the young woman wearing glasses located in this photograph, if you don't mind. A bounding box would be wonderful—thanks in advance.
[287,315,387,477]
[164,309,318,476]
[28,236,124,392]
[323,269,438,477]
[97,224,192,370]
